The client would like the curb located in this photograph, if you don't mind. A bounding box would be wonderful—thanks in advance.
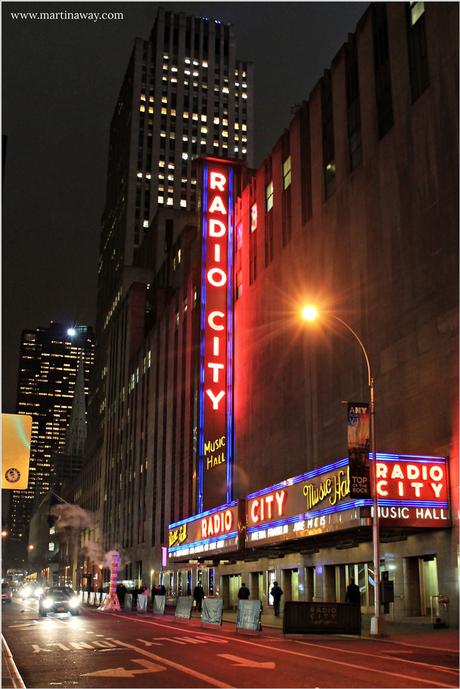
[2,635,26,689]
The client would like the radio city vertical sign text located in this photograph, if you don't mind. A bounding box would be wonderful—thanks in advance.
[199,159,235,511]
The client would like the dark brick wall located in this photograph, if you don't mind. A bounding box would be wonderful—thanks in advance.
[234,3,458,503]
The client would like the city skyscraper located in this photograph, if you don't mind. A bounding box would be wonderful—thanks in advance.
[87,9,254,567]
[97,8,254,326]
[8,323,94,542]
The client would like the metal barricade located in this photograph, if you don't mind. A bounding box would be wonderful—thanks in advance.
[137,594,148,613]
[124,593,133,611]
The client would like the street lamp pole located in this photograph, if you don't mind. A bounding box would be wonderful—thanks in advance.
[332,316,380,636]
[302,307,381,636]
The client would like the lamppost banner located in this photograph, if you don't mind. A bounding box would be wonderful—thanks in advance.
[347,403,371,498]
[2,413,32,490]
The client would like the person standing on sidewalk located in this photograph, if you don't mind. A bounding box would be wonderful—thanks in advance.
[270,581,283,616]
[238,582,250,600]
[193,583,205,611]
[345,578,361,605]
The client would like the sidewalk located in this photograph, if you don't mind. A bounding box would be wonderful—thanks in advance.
[218,609,458,651]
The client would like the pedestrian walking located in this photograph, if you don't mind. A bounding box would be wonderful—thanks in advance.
[116,582,126,607]
[238,582,250,600]
[132,585,139,610]
[270,581,283,616]
[345,577,361,605]
[193,582,205,611]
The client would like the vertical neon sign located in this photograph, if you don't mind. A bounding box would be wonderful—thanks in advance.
[199,159,234,512]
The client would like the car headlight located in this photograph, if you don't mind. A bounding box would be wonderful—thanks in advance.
[69,597,80,608]
[43,598,54,609]
[35,587,44,597]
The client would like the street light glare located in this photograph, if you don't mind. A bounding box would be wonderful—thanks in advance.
[301,305,319,322]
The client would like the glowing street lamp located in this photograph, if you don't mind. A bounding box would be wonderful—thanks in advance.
[301,305,381,637]
[301,305,319,322]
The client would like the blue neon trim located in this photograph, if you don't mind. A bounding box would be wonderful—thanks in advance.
[169,500,238,529]
[375,453,446,461]
[169,530,238,554]
[226,166,234,504]
[246,458,349,500]
[198,164,209,514]
[246,453,446,501]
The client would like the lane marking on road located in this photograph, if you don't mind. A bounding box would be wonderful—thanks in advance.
[137,638,162,647]
[32,644,53,654]
[30,639,126,653]
[69,642,93,650]
[108,638,233,688]
[82,658,165,678]
[107,614,457,688]
[376,638,459,655]
[193,633,229,644]
[218,653,275,669]
[8,622,39,629]
[294,639,459,677]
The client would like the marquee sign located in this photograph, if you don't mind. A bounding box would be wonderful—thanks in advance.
[198,158,236,512]
[168,501,243,562]
[246,454,450,547]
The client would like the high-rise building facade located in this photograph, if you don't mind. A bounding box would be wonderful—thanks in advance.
[8,323,94,542]
[87,3,457,628]
[165,2,458,626]
[96,8,254,331]
[87,9,254,575]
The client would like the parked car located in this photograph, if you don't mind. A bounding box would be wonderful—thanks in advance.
[38,587,80,616]
[2,582,12,604]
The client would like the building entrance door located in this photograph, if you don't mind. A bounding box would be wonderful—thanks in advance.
[420,556,439,617]
[282,569,299,601]
[229,574,241,609]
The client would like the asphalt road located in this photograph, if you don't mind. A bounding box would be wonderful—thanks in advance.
[2,597,459,689]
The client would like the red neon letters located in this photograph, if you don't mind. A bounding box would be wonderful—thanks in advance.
[248,490,287,525]
[205,169,229,412]
[376,461,447,500]
[201,509,233,539]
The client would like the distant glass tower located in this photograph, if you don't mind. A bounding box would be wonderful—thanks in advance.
[8,323,94,542]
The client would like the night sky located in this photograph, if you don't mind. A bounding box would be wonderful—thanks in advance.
[3,1,367,411]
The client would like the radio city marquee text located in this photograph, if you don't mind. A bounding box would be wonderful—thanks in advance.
[168,507,236,559]
[202,166,231,482]
[247,459,449,541]
[205,435,226,470]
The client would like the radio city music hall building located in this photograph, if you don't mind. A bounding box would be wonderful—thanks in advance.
[81,3,458,626]
[165,3,458,626]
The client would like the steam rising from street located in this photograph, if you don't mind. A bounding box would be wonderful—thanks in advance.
[50,503,93,531]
